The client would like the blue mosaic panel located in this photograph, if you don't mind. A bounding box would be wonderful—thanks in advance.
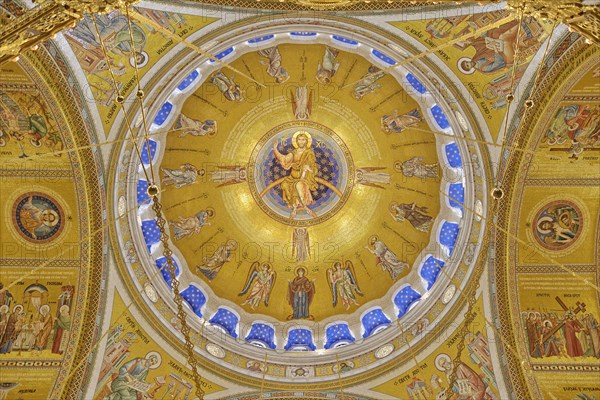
[406,73,427,94]
[140,139,157,165]
[141,219,160,252]
[153,101,173,126]
[180,285,207,317]
[209,47,234,62]
[155,256,180,287]
[248,35,274,44]
[420,256,445,290]
[177,70,199,91]
[361,309,391,338]
[448,183,465,212]
[440,221,460,255]
[290,32,317,37]
[372,49,396,65]
[394,286,422,318]
[285,328,316,351]
[137,179,150,206]
[324,323,355,349]
[245,323,276,349]
[445,142,462,168]
[431,105,450,129]
[332,35,358,45]
[209,308,239,338]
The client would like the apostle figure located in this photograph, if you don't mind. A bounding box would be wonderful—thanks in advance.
[169,209,213,240]
[435,353,491,400]
[197,239,237,280]
[258,46,289,83]
[51,305,71,355]
[175,114,217,138]
[390,202,433,232]
[210,166,246,187]
[292,228,310,262]
[353,65,385,100]
[365,236,409,280]
[287,267,315,320]
[161,164,204,188]
[524,312,542,358]
[273,131,319,219]
[316,47,340,84]
[0,305,22,354]
[381,109,423,134]
[563,311,584,357]
[239,262,277,310]
[107,352,161,400]
[582,313,600,358]
[210,71,244,102]
[355,167,391,189]
[33,304,53,351]
[395,157,439,179]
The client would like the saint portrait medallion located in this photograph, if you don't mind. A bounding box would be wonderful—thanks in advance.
[247,121,355,226]
[12,192,64,243]
[532,200,583,251]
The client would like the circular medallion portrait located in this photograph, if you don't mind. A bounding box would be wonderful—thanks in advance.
[532,200,583,251]
[12,193,64,243]
[247,121,354,226]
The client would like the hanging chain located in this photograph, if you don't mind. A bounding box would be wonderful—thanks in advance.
[152,195,205,399]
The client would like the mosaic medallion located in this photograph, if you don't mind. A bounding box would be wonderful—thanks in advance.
[247,121,354,226]
[532,200,583,251]
[12,193,64,243]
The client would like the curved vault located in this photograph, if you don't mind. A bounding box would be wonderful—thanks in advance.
[111,16,489,388]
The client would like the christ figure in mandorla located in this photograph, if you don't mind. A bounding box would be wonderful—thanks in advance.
[272,131,319,219]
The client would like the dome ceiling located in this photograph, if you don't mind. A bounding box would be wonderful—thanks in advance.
[1,1,598,399]
[113,19,488,387]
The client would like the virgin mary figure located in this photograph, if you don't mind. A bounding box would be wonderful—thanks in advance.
[287,267,315,320]
[272,131,319,219]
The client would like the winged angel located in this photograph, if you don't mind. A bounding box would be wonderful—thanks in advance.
[239,262,277,310]
[327,261,363,310]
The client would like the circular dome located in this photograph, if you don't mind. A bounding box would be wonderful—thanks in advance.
[112,17,488,387]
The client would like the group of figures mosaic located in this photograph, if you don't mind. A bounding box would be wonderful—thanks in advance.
[0,91,64,157]
[0,283,73,356]
[523,297,600,360]
[544,103,599,159]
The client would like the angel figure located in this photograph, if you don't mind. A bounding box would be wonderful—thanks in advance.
[239,262,277,309]
[210,166,247,187]
[292,227,310,262]
[355,167,391,189]
[258,46,289,83]
[161,164,204,188]
[291,85,312,120]
[365,236,409,280]
[210,71,244,102]
[395,157,438,179]
[197,239,237,280]
[327,261,363,310]
[381,109,423,134]
[169,209,214,240]
[316,47,340,84]
[352,65,385,100]
[174,114,217,138]
[389,202,433,232]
